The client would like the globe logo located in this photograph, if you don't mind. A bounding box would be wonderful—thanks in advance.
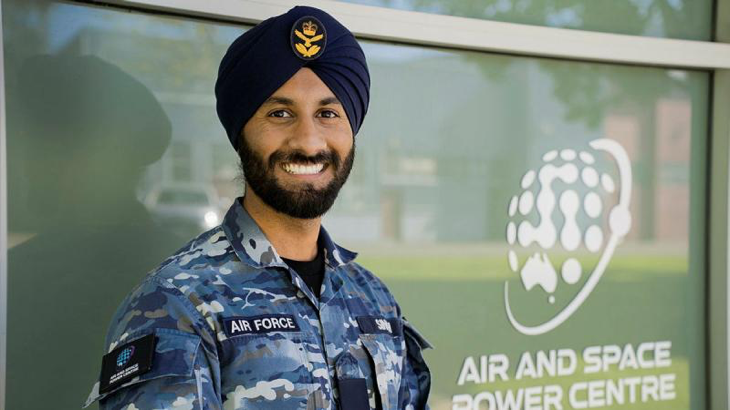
[504,139,632,335]
[116,346,135,368]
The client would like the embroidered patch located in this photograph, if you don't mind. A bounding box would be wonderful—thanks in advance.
[290,16,326,60]
[223,314,301,337]
[99,333,156,394]
[356,316,401,336]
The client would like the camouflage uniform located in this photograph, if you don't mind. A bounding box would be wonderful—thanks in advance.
[85,198,432,409]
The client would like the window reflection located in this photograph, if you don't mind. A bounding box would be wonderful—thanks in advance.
[7,53,184,410]
[4,3,243,409]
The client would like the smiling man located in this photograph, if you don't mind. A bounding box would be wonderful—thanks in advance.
[84,5,431,410]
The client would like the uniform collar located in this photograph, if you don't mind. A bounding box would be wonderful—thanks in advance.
[222,197,357,270]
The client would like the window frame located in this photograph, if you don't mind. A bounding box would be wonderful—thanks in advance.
[1,0,728,408]
[0,0,7,406]
[709,68,730,410]
[91,0,730,69]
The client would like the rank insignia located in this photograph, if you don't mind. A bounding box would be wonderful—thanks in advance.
[291,16,326,60]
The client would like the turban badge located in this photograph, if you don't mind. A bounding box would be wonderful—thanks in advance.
[291,16,327,60]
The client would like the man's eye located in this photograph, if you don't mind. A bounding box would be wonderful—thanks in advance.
[269,110,292,118]
[319,110,339,119]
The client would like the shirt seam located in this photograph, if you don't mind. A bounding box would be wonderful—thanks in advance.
[155,226,225,274]
[147,275,219,346]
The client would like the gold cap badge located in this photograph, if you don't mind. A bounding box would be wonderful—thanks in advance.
[291,16,326,60]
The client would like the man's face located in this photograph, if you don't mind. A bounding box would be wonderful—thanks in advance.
[239,67,355,219]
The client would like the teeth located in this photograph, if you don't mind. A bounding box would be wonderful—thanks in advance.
[282,163,324,175]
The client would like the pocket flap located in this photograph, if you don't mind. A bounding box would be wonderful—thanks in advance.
[83,329,201,408]
[402,318,433,350]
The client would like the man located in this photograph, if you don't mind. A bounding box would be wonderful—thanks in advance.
[84,5,431,410]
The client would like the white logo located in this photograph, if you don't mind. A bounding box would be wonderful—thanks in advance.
[375,318,392,333]
[504,139,632,335]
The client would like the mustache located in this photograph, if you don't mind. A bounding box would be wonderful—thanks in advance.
[269,150,340,169]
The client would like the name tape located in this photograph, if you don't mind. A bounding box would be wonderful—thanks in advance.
[357,316,401,336]
[223,314,300,337]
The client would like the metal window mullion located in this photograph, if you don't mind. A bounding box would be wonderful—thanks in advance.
[709,0,730,409]
[709,69,730,410]
[0,0,8,407]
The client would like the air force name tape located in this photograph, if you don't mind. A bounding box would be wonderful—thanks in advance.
[356,316,402,336]
[99,333,156,394]
[223,314,301,337]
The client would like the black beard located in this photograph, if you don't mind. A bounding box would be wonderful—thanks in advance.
[237,137,355,219]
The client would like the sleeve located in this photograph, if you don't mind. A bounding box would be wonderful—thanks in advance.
[83,277,222,410]
[399,316,433,410]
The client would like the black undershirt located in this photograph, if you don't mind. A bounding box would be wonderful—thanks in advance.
[281,239,325,298]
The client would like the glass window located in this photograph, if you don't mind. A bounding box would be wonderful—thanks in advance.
[3,1,709,409]
[3,2,243,409]
[339,0,713,41]
[169,142,193,182]
[346,42,708,410]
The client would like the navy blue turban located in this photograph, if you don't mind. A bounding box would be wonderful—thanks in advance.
[215,5,370,150]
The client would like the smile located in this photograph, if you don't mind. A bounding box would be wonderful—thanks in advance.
[281,162,326,175]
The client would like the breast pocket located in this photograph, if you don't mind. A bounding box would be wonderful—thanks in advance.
[220,332,324,409]
[359,333,405,410]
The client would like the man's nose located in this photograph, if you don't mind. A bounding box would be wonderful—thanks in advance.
[288,116,327,156]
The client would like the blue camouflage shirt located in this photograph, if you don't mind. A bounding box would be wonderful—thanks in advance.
[85,198,432,409]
